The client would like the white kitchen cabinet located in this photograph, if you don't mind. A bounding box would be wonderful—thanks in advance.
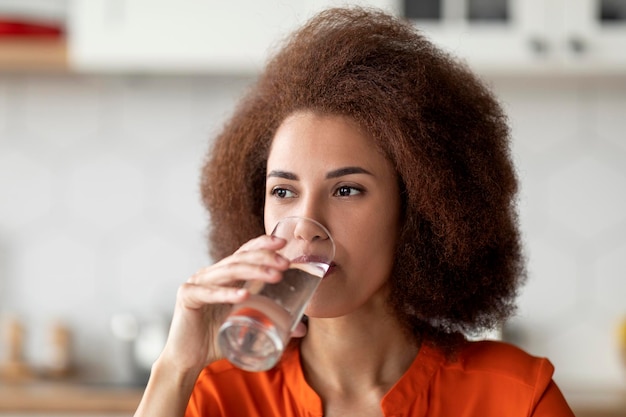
[560,0,626,72]
[67,0,396,74]
[67,0,626,75]
[404,0,626,76]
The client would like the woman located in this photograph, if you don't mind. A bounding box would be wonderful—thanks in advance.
[134,7,574,417]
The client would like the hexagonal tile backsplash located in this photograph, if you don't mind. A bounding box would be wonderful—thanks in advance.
[0,74,625,389]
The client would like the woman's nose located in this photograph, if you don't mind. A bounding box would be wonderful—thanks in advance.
[293,217,329,242]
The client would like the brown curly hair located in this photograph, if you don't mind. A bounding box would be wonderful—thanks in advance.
[201,7,525,350]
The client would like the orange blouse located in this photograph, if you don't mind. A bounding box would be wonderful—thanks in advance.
[185,340,575,416]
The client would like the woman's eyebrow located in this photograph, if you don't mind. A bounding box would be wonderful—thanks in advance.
[326,166,373,179]
[267,167,372,180]
[267,170,298,180]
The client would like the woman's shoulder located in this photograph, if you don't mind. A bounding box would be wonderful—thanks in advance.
[450,340,554,383]
[409,341,575,416]
[428,339,558,400]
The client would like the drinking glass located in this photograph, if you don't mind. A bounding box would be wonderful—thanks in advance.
[217,216,335,372]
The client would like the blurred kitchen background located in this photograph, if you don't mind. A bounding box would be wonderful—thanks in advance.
[0,0,625,415]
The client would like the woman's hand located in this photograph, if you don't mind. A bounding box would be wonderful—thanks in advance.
[134,235,292,417]
[157,234,290,375]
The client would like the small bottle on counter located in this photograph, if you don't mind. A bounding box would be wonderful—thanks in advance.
[0,315,34,382]
[44,321,73,378]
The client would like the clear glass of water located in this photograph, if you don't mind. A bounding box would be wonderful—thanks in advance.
[217,216,335,372]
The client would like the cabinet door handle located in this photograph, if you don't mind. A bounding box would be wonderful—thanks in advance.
[528,36,549,55]
[568,36,587,54]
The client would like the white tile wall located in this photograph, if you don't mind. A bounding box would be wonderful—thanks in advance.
[494,77,626,388]
[0,73,624,390]
[0,74,252,382]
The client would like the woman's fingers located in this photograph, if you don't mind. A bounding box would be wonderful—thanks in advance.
[190,250,288,287]
[180,235,289,310]
[234,234,286,253]
[177,282,248,310]
[190,260,283,286]
[160,234,294,371]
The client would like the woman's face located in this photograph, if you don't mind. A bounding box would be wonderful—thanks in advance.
[264,111,401,318]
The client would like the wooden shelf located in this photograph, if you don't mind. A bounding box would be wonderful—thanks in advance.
[0,382,142,413]
[565,386,626,417]
[0,37,68,71]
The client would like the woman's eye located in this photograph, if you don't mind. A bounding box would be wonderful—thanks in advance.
[334,186,362,197]
[270,187,295,198]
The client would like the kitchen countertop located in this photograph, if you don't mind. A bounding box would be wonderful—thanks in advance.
[0,381,623,415]
[564,386,626,417]
[0,381,143,413]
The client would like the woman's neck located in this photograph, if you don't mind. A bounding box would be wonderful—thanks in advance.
[300,306,420,399]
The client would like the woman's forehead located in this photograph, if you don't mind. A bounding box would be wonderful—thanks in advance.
[266,112,396,184]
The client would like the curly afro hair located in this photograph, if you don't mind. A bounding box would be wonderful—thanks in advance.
[201,7,525,351]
